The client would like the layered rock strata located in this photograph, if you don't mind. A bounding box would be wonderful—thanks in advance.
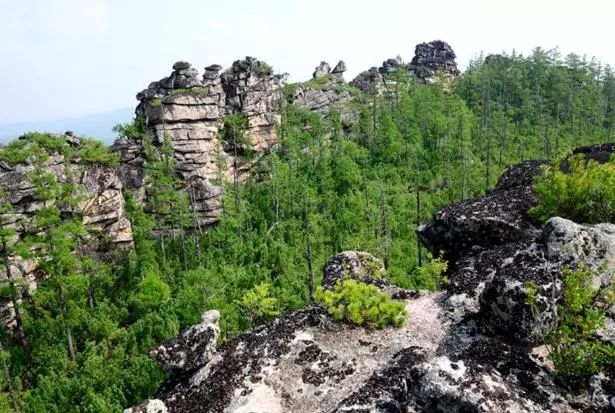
[113,57,283,227]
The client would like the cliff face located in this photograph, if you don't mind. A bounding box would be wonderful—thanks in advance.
[125,146,615,413]
[0,134,132,327]
[113,57,282,227]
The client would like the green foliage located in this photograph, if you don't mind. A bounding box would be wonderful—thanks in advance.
[531,155,615,224]
[166,87,209,98]
[546,267,615,386]
[304,74,333,90]
[235,283,280,327]
[113,118,145,141]
[150,99,162,108]
[220,113,251,156]
[315,279,407,328]
[407,254,448,291]
[76,138,119,167]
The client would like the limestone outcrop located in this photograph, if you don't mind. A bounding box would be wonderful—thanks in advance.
[113,57,283,227]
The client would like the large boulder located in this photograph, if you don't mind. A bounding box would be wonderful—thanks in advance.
[149,310,220,378]
[420,149,615,345]
[407,40,460,85]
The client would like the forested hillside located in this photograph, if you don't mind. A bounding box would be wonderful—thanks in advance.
[1,46,614,412]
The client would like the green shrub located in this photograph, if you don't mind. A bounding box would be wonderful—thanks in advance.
[236,282,280,327]
[150,99,162,108]
[315,279,407,328]
[546,266,615,386]
[237,282,280,327]
[531,155,615,224]
[411,254,448,291]
[76,138,118,167]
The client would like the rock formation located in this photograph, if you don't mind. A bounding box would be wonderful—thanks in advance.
[351,40,460,94]
[291,60,360,126]
[125,145,615,412]
[0,133,133,327]
[408,40,460,84]
[113,57,283,227]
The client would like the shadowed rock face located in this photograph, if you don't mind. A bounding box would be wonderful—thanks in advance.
[420,146,615,345]
[113,57,283,228]
[0,134,133,328]
[408,40,460,84]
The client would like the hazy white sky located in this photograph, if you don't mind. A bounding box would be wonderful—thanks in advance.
[2,0,614,123]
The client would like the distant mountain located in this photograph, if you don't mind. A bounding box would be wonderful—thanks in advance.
[0,107,134,144]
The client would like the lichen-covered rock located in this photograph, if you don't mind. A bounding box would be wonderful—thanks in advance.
[407,40,460,85]
[124,399,168,413]
[420,148,615,346]
[125,146,615,412]
[149,310,220,378]
[351,41,460,95]
[114,57,282,227]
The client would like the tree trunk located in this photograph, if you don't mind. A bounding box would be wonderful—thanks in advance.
[59,285,76,361]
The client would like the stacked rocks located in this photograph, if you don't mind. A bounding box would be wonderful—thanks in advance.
[114,57,283,228]
[407,40,460,84]
[291,60,359,125]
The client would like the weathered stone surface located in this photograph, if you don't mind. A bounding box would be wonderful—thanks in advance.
[150,310,220,378]
[313,61,331,78]
[292,62,361,127]
[408,40,460,85]
[114,57,282,227]
[420,145,615,346]
[351,40,460,95]
[331,60,346,75]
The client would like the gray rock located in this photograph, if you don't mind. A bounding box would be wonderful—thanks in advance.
[149,310,220,378]
[331,60,346,75]
[408,40,460,84]
[0,135,133,329]
[172,61,191,71]
[313,61,331,79]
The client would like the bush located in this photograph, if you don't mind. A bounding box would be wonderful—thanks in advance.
[315,279,407,328]
[236,283,280,327]
[76,138,118,167]
[411,254,448,291]
[531,155,615,224]
[546,266,615,386]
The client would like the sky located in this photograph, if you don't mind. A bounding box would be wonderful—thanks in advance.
[2,0,615,124]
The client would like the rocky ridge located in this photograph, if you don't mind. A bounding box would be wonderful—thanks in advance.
[126,144,615,413]
[0,134,133,327]
[350,40,460,94]
[114,41,460,228]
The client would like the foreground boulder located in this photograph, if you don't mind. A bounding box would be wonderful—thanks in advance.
[124,236,612,412]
